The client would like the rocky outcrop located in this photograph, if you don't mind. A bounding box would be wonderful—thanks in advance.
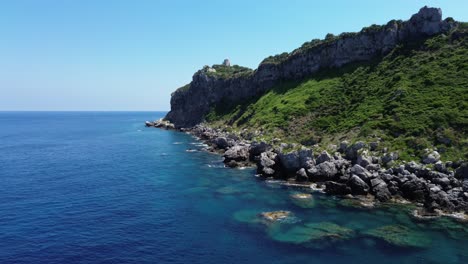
[145,119,175,129]
[157,122,467,215]
[165,7,456,128]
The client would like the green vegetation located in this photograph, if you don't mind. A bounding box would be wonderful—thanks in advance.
[175,83,190,93]
[174,65,253,93]
[206,29,468,161]
[205,64,253,79]
[261,52,289,64]
[260,20,404,66]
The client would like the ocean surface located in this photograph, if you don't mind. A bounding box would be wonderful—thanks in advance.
[0,111,467,264]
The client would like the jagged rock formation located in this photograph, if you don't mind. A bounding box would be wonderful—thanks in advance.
[165,7,456,128]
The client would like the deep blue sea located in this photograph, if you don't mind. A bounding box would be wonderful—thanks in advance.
[0,112,467,264]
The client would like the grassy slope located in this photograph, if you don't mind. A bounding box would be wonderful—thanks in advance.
[206,29,468,161]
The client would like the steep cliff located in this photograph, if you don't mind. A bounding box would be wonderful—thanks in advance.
[165,6,456,128]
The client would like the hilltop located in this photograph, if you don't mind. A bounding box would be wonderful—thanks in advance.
[165,6,467,162]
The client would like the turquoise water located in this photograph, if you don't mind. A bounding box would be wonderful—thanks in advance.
[0,111,467,264]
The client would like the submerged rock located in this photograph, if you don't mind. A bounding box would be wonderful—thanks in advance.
[268,222,354,248]
[338,196,376,209]
[290,193,315,208]
[233,210,263,224]
[364,225,432,248]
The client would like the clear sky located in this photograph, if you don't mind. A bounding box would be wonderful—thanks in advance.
[1,0,467,111]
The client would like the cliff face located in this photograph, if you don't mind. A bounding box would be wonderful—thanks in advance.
[165,7,455,128]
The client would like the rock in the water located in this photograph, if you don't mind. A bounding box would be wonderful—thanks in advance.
[212,137,229,149]
[325,181,351,195]
[296,168,309,181]
[224,145,249,162]
[226,160,239,168]
[260,211,292,222]
[257,151,279,177]
[290,193,315,208]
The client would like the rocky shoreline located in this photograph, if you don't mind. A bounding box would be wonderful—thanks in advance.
[146,120,468,221]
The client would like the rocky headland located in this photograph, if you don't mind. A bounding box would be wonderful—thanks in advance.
[146,6,468,220]
[165,6,456,128]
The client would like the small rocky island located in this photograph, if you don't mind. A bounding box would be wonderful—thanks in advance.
[147,6,468,221]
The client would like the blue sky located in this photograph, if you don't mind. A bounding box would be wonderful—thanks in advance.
[1,0,467,111]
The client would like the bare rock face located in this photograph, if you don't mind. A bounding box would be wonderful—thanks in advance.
[223,145,250,162]
[165,7,455,128]
[277,147,313,173]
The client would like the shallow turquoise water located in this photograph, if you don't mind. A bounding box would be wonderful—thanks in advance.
[0,111,466,263]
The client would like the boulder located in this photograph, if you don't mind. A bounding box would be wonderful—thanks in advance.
[455,163,468,179]
[212,137,229,149]
[308,161,338,180]
[366,163,381,172]
[356,150,372,167]
[249,142,270,157]
[296,168,309,181]
[404,161,423,174]
[223,145,249,162]
[257,151,278,176]
[316,150,333,164]
[370,178,392,202]
[401,179,427,202]
[345,141,366,161]
[382,152,399,166]
[278,148,313,172]
[338,141,349,153]
[226,160,239,168]
[349,175,370,195]
[422,150,440,164]
[434,161,447,173]
[350,164,372,181]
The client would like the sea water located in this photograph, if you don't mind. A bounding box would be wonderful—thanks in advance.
[0,112,466,264]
